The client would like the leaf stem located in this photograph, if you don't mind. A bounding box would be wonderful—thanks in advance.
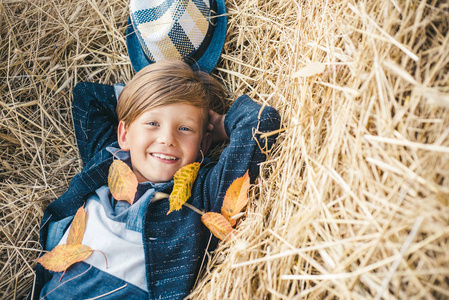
[93,250,109,269]
[112,149,124,160]
[59,270,66,282]
[183,202,205,216]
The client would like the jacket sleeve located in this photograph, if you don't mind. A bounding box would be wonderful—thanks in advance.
[198,94,281,212]
[31,83,119,300]
[72,82,119,165]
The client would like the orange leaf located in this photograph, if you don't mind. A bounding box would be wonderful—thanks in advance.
[201,212,234,241]
[108,160,138,205]
[35,244,93,272]
[66,206,87,245]
[167,162,200,214]
[221,170,250,226]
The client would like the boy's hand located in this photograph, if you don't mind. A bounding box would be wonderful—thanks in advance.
[207,110,228,143]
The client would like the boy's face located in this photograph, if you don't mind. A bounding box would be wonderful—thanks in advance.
[118,103,210,183]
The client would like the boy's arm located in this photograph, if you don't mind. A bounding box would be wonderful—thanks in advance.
[200,95,281,212]
[72,82,119,165]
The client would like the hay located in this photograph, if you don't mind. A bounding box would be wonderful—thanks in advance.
[0,1,129,298]
[1,0,448,299]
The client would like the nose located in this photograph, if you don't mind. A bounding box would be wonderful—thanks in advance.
[157,127,176,147]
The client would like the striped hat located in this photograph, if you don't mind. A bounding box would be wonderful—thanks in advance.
[126,0,227,73]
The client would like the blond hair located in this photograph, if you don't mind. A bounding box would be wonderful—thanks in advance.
[117,59,225,128]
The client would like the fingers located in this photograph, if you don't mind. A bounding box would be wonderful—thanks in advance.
[207,110,228,142]
[207,110,219,132]
[207,122,214,132]
[207,110,214,132]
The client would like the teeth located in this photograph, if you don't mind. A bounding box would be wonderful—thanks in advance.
[152,153,177,160]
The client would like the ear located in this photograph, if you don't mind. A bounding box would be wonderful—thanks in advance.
[200,132,212,158]
[117,120,130,151]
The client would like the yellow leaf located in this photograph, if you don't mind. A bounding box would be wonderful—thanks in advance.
[167,162,200,214]
[221,170,250,226]
[108,160,138,205]
[201,212,234,241]
[66,206,87,245]
[35,244,93,272]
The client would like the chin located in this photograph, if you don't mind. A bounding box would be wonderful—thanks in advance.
[152,173,175,183]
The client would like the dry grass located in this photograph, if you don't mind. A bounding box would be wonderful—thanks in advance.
[1,0,449,299]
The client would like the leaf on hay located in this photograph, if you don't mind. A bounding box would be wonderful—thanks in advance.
[35,244,93,272]
[108,160,138,205]
[292,62,325,78]
[221,170,250,226]
[66,206,87,245]
[201,212,234,241]
[168,162,200,214]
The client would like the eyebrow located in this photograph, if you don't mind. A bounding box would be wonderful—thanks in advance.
[142,112,202,125]
[182,116,201,123]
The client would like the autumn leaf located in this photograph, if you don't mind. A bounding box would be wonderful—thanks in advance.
[108,159,138,205]
[221,170,250,226]
[35,244,93,272]
[66,206,87,245]
[201,212,234,241]
[167,162,200,215]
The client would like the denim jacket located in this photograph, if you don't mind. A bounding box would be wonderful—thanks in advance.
[31,82,280,299]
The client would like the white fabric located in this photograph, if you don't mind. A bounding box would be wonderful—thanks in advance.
[59,198,147,291]
[130,0,164,12]
[138,9,174,41]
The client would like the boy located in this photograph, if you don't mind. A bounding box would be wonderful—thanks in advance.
[32,59,280,299]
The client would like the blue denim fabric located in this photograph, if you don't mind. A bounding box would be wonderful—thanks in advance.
[32,82,281,300]
[40,262,148,299]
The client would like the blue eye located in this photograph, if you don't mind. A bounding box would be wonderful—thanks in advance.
[180,126,192,132]
[147,121,159,126]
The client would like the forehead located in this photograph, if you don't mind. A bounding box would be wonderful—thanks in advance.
[139,103,206,122]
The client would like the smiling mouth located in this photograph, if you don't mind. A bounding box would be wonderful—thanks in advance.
[151,153,179,161]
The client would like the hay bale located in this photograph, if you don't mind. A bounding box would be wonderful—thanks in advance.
[189,0,449,298]
[1,0,448,299]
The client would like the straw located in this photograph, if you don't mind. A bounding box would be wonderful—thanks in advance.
[1,0,449,298]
